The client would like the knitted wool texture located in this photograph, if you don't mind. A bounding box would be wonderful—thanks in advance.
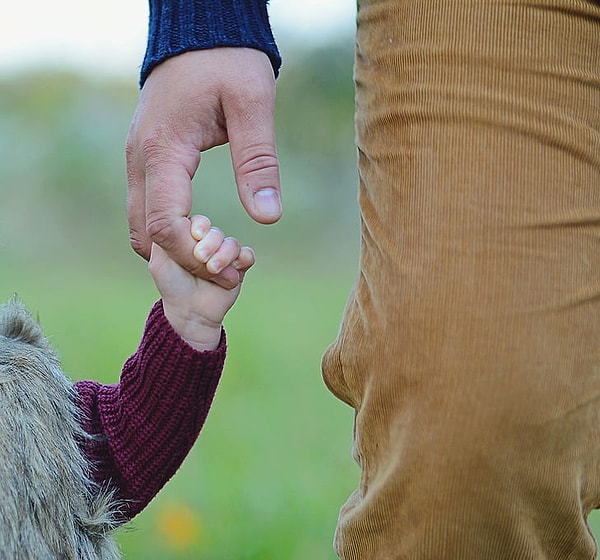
[141,0,281,85]
[77,300,226,521]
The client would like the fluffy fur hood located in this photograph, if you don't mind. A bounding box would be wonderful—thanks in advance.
[0,297,121,559]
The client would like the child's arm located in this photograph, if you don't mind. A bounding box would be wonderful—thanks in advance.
[76,216,253,521]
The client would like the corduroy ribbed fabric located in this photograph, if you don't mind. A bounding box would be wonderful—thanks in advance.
[140,0,281,86]
[321,1,600,558]
[76,300,226,521]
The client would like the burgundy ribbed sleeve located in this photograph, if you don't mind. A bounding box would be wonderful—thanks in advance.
[75,300,226,521]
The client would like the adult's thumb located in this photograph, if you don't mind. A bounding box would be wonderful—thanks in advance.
[225,60,283,224]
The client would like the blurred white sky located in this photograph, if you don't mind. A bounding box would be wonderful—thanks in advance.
[0,0,356,77]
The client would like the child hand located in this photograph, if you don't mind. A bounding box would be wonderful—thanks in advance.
[148,215,255,351]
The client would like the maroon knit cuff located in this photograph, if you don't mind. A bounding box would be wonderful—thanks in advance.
[76,300,226,520]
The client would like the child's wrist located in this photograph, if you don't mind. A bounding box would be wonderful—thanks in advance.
[179,329,222,352]
[162,304,222,352]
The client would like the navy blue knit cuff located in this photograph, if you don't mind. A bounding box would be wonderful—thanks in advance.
[140,0,281,86]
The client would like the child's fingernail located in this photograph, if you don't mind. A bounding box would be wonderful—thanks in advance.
[193,244,208,262]
[254,188,281,218]
[209,260,223,274]
[192,226,205,241]
[191,217,211,241]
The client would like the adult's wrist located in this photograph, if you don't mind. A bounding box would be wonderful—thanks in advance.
[141,0,281,86]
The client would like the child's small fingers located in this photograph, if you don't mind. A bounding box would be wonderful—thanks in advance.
[190,215,212,241]
[232,246,255,272]
[193,227,225,263]
[206,237,241,274]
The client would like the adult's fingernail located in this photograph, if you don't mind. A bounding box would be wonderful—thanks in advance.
[254,188,282,218]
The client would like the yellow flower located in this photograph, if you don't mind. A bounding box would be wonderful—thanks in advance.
[156,502,203,551]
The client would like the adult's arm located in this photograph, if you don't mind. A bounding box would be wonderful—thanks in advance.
[127,0,282,288]
[75,301,226,521]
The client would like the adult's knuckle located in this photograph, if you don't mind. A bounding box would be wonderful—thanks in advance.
[146,214,178,249]
[236,149,279,178]
[140,134,171,168]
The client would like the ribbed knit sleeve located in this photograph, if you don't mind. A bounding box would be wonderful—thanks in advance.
[75,300,225,521]
[140,0,281,86]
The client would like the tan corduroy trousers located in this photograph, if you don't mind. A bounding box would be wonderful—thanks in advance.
[321,1,600,558]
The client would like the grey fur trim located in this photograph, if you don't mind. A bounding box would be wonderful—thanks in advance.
[0,297,122,559]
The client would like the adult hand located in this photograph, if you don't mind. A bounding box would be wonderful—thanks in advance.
[126,48,282,289]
